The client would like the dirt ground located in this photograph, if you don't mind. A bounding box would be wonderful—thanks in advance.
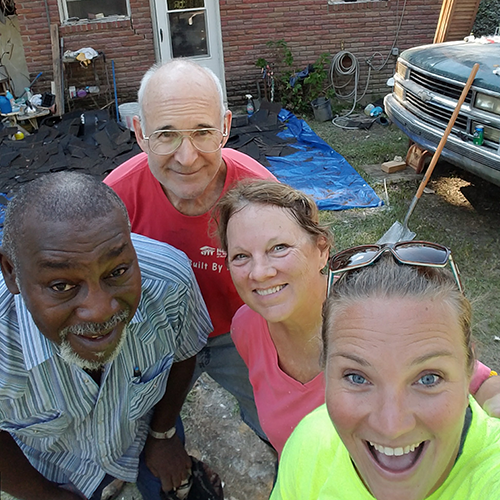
[106,373,278,500]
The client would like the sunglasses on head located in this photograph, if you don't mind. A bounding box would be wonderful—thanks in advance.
[327,241,463,294]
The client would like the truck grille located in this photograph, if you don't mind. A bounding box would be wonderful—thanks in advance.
[406,89,468,131]
[409,68,473,104]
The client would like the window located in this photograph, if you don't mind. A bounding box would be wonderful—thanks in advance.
[60,0,129,22]
[167,0,208,58]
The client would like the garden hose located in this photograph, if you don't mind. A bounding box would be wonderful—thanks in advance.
[329,50,372,129]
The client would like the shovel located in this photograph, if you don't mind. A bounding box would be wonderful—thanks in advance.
[378,62,480,244]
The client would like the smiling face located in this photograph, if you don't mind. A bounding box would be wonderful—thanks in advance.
[226,203,329,325]
[135,64,231,215]
[325,297,471,500]
[1,209,142,369]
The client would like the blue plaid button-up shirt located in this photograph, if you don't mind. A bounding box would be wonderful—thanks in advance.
[0,233,212,498]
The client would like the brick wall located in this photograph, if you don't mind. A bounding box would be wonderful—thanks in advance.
[15,0,156,106]
[220,0,442,106]
[15,0,442,109]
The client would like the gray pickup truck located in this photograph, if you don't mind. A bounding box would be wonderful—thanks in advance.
[384,40,500,187]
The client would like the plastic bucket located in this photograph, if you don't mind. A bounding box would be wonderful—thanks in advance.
[118,102,140,131]
[311,97,333,122]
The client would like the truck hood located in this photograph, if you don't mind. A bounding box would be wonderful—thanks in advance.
[400,41,500,93]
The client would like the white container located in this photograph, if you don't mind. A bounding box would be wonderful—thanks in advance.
[118,102,141,131]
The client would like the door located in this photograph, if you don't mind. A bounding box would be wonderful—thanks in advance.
[154,0,226,98]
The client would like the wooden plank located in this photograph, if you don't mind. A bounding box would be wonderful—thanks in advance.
[50,24,64,117]
[434,0,482,43]
[381,160,406,174]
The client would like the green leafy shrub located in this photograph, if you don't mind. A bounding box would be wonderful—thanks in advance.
[472,0,500,36]
[256,40,334,116]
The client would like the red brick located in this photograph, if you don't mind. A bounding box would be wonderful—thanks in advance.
[16,0,440,107]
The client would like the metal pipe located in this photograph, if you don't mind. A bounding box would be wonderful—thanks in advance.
[112,60,119,122]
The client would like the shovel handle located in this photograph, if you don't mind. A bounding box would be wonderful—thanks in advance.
[414,62,480,199]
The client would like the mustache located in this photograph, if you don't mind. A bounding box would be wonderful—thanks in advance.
[60,308,131,337]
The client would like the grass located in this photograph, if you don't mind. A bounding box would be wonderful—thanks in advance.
[309,119,500,368]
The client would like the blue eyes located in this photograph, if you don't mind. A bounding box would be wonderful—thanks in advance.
[232,253,248,261]
[346,373,367,385]
[344,372,442,387]
[230,244,289,263]
[273,244,288,252]
[418,374,441,386]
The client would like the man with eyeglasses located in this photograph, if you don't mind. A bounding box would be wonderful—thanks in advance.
[105,60,276,488]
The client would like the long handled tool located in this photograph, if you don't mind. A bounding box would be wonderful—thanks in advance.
[378,62,480,244]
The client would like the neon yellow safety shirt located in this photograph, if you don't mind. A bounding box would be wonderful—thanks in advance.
[271,397,500,500]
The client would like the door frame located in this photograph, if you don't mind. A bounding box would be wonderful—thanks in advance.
[149,0,227,100]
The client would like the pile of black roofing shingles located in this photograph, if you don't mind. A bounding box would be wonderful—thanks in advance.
[0,102,296,234]
[227,102,299,167]
[0,111,141,196]
[0,112,142,240]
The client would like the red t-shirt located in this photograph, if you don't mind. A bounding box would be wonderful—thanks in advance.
[104,148,275,337]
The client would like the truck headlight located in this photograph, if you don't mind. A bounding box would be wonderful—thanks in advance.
[475,93,500,115]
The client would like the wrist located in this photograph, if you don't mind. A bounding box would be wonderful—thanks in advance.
[148,425,176,440]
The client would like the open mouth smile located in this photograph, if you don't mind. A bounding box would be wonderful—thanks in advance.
[72,328,119,350]
[67,323,126,354]
[366,440,427,473]
[254,284,286,296]
[81,330,114,341]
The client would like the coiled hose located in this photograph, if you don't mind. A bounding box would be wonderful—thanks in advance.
[329,50,372,128]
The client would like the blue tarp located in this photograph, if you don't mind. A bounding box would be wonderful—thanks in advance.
[265,110,382,211]
[0,197,9,243]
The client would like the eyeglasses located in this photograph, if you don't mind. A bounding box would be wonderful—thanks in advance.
[327,241,463,294]
[143,128,227,155]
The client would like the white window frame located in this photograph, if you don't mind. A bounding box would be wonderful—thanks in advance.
[57,0,131,23]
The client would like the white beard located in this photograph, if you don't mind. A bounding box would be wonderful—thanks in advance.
[58,325,129,371]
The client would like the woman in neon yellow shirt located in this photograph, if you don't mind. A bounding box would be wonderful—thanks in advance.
[214,180,500,458]
[271,244,500,500]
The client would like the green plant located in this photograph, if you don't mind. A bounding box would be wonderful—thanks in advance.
[303,53,335,103]
[255,40,334,115]
[472,0,500,36]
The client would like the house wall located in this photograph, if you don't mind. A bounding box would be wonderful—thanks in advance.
[220,0,443,105]
[14,0,156,105]
[15,0,442,109]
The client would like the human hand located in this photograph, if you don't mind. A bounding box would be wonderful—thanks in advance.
[144,434,192,492]
[482,394,500,418]
[101,478,125,500]
[474,374,500,418]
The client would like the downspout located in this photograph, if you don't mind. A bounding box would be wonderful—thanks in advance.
[43,0,51,25]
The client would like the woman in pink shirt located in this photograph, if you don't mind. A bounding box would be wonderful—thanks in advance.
[213,180,499,456]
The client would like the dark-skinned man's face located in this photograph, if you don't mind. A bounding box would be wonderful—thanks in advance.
[0,209,142,369]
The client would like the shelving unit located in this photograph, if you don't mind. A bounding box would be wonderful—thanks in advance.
[63,52,113,112]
